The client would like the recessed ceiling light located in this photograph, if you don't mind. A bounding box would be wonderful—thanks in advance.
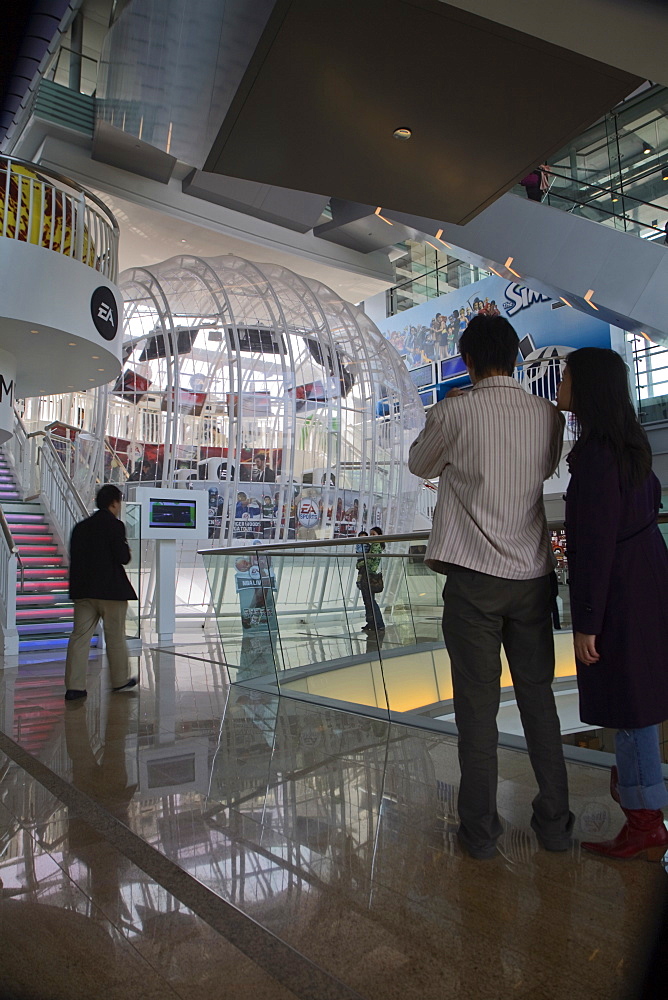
[662,165,668,181]
[30,329,38,334]
[68,342,77,346]
[97,368,105,371]
[180,239,187,243]
[611,196,619,203]
[88,378,95,382]
[67,385,73,388]
[393,128,412,141]
[643,143,652,155]
[91,355,99,359]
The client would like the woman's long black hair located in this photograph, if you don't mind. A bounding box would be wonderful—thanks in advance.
[566,347,651,488]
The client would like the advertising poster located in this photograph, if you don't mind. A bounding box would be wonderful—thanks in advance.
[376,275,612,383]
[234,552,278,632]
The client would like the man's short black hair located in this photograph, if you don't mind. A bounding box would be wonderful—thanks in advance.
[458,314,519,376]
[96,484,123,510]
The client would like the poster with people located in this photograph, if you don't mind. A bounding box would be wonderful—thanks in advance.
[376,274,613,381]
[234,552,278,632]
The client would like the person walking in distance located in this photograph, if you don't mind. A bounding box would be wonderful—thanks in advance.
[558,348,668,861]
[64,484,138,701]
[409,314,573,859]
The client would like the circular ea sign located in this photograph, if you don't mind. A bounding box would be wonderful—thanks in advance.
[90,286,119,340]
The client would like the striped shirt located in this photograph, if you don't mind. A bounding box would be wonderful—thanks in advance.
[408,376,564,579]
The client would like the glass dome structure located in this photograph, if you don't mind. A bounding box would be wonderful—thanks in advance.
[110,254,425,544]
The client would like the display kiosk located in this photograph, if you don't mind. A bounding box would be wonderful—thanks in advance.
[133,488,209,643]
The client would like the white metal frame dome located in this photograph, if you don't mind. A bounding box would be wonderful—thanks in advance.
[113,253,424,543]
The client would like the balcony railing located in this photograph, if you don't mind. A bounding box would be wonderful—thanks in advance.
[0,155,119,282]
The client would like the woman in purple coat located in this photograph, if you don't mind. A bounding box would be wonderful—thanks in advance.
[558,348,668,861]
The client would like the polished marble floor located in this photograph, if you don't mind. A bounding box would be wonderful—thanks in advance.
[0,644,667,1000]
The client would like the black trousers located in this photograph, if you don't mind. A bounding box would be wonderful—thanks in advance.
[442,568,573,850]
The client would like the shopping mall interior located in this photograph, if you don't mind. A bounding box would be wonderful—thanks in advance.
[0,2,667,997]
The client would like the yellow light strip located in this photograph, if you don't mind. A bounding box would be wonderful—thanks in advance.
[559,297,573,308]
[488,267,503,277]
[504,256,521,277]
[640,331,653,343]
[434,228,451,248]
[584,289,598,310]
[374,206,394,226]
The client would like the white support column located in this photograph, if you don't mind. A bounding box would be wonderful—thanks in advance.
[155,538,176,644]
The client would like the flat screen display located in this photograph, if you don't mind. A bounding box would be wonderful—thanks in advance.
[419,389,436,409]
[149,498,197,529]
[226,326,287,355]
[409,364,434,389]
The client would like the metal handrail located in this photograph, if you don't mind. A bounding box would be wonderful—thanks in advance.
[0,506,23,593]
[0,154,119,281]
[40,436,89,520]
[545,167,668,216]
[202,530,431,558]
[0,154,119,234]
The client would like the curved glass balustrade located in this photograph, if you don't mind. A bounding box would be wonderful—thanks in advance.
[201,534,577,736]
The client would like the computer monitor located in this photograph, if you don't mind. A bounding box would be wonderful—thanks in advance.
[148,497,197,529]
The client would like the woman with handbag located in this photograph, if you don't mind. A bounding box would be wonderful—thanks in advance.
[557,347,668,861]
[356,526,385,633]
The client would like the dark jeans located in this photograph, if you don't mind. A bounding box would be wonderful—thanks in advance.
[359,580,384,629]
[442,568,573,851]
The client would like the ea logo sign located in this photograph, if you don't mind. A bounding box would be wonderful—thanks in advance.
[91,286,118,340]
[297,499,320,528]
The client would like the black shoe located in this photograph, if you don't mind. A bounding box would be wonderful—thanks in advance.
[112,678,138,693]
[64,689,87,701]
[457,831,498,860]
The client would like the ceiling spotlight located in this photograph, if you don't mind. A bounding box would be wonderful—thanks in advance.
[642,143,652,155]
[611,196,619,203]
[30,329,38,334]
[97,368,105,372]
[662,165,668,181]
[91,355,99,359]
[393,127,412,141]
[180,239,187,243]
[68,342,77,347]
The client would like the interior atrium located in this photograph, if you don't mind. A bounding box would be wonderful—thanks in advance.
[0,2,667,998]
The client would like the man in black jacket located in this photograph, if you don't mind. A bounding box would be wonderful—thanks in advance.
[64,484,138,701]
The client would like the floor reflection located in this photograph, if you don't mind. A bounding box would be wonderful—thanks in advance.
[0,647,666,999]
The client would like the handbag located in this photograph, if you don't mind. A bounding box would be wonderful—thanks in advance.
[368,571,384,593]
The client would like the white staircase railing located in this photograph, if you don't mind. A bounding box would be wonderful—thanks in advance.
[7,413,42,498]
[0,506,20,657]
[39,436,89,554]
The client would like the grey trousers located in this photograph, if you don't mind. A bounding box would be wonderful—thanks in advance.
[65,599,130,692]
[442,568,573,851]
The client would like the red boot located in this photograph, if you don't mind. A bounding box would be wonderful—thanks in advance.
[582,808,668,862]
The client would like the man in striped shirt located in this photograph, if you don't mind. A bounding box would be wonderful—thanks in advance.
[409,315,573,859]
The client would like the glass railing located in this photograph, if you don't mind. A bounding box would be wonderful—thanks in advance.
[124,501,141,641]
[516,166,668,243]
[201,534,575,733]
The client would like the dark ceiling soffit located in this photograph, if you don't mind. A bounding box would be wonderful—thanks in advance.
[0,1,73,141]
[203,0,642,227]
[92,120,177,184]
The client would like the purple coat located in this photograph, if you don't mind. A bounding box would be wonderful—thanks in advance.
[565,439,668,729]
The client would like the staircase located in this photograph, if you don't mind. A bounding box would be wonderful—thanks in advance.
[0,451,78,649]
